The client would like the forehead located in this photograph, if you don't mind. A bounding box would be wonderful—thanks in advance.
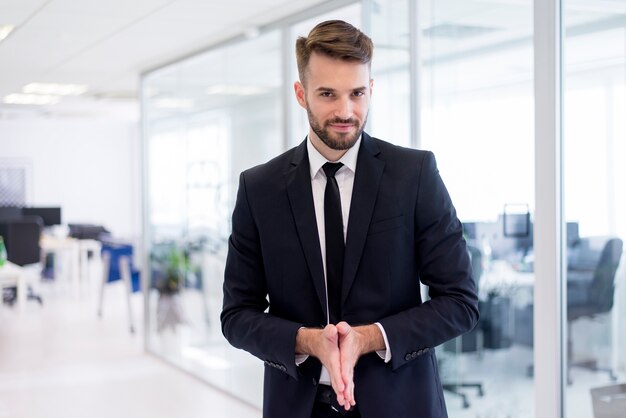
[305,52,370,89]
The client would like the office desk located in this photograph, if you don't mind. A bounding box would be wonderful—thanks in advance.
[41,235,80,287]
[0,262,35,312]
[480,260,534,307]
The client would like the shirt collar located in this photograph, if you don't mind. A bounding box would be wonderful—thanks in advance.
[307,135,361,179]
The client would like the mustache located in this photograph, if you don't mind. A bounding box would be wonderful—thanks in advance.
[325,117,358,126]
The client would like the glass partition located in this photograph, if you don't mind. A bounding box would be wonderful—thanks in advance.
[420,1,536,415]
[143,30,283,408]
[563,2,626,417]
[368,0,411,147]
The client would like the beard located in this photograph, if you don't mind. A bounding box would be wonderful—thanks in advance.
[306,104,367,151]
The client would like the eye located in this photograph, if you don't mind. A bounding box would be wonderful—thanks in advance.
[320,91,333,97]
[352,91,364,97]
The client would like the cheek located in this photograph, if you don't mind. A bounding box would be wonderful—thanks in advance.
[307,101,331,120]
[354,102,369,119]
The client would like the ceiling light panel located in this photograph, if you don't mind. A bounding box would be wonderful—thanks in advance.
[0,24,15,41]
[3,94,60,105]
[22,83,88,95]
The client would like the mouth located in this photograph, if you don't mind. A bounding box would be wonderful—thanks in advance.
[328,122,355,133]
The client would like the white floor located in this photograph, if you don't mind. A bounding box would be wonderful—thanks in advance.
[0,280,261,418]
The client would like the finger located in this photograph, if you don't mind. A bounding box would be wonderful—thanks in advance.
[332,379,346,406]
[341,363,354,407]
[349,379,356,407]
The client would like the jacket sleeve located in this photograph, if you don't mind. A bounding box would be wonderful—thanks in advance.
[378,151,479,371]
[220,172,303,380]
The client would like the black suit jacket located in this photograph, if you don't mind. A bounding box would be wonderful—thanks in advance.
[221,133,479,418]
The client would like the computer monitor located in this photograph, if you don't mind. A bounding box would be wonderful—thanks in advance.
[566,222,580,247]
[0,206,23,221]
[503,210,530,239]
[22,207,62,226]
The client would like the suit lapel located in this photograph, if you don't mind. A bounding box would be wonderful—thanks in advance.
[285,140,327,318]
[342,133,384,306]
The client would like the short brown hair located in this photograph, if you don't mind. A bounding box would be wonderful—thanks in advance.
[295,20,373,84]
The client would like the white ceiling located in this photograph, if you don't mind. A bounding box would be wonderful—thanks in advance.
[0,0,328,118]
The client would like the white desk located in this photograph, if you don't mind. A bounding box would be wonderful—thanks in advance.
[40,235,80,287]
[78,239,101,282]
[0,262,35,312]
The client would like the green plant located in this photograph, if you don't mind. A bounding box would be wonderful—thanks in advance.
[151,244,190,295]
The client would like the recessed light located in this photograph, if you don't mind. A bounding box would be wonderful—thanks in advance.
[3,94,60,105]
[0,25,15,42]
[22,83,88,96]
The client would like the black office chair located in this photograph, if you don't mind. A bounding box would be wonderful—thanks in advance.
[567,237,622,383]
[0,215,44,305]
[442,245,485,408]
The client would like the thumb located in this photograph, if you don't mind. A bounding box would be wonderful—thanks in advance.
[323,324,339,343]
[336,321,352,335]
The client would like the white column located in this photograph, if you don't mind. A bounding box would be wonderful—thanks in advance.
[534,0,565,417]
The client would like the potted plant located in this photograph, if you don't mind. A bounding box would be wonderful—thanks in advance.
[151,243,189,332]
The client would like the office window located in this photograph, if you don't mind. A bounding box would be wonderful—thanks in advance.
[563,2,626,417]
[0,162,30,206]
[420,0,536,415]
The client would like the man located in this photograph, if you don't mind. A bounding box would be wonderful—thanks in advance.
[221,20,479,418]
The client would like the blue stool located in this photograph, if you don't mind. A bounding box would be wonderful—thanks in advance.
[99,241,141,334]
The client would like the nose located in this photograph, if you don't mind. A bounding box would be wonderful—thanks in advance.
[333,96,353,120]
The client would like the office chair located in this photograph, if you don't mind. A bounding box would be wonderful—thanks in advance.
[0,215,44,305]
[567,237,622,383]
[442,245,485,408]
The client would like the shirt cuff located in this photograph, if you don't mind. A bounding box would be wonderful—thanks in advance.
[295,354,309,366]
[295,326,309,366]
[374,322,392,363]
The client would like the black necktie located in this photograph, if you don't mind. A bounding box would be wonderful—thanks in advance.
[323,162,344,324]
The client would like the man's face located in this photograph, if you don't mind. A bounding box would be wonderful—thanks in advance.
[295,52,372,153]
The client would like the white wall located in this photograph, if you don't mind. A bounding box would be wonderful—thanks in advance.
[0,118,141,241]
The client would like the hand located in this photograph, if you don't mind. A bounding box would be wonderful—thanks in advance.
[295,323,385,410]
[295,325,348,407]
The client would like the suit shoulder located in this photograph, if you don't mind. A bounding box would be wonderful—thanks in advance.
[369,136,434,166]
[241,145,298,183]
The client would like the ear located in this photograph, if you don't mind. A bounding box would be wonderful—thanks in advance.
[369,78,374,97]
[294,81,307,109]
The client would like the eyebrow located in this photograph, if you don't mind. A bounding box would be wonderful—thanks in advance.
[315,86,368,93]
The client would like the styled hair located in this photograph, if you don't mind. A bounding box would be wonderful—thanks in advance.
[295,20,373,84]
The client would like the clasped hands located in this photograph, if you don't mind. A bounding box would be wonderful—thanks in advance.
[296,322,384,411]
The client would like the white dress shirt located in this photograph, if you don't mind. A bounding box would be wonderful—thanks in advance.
[296,136,392,385]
